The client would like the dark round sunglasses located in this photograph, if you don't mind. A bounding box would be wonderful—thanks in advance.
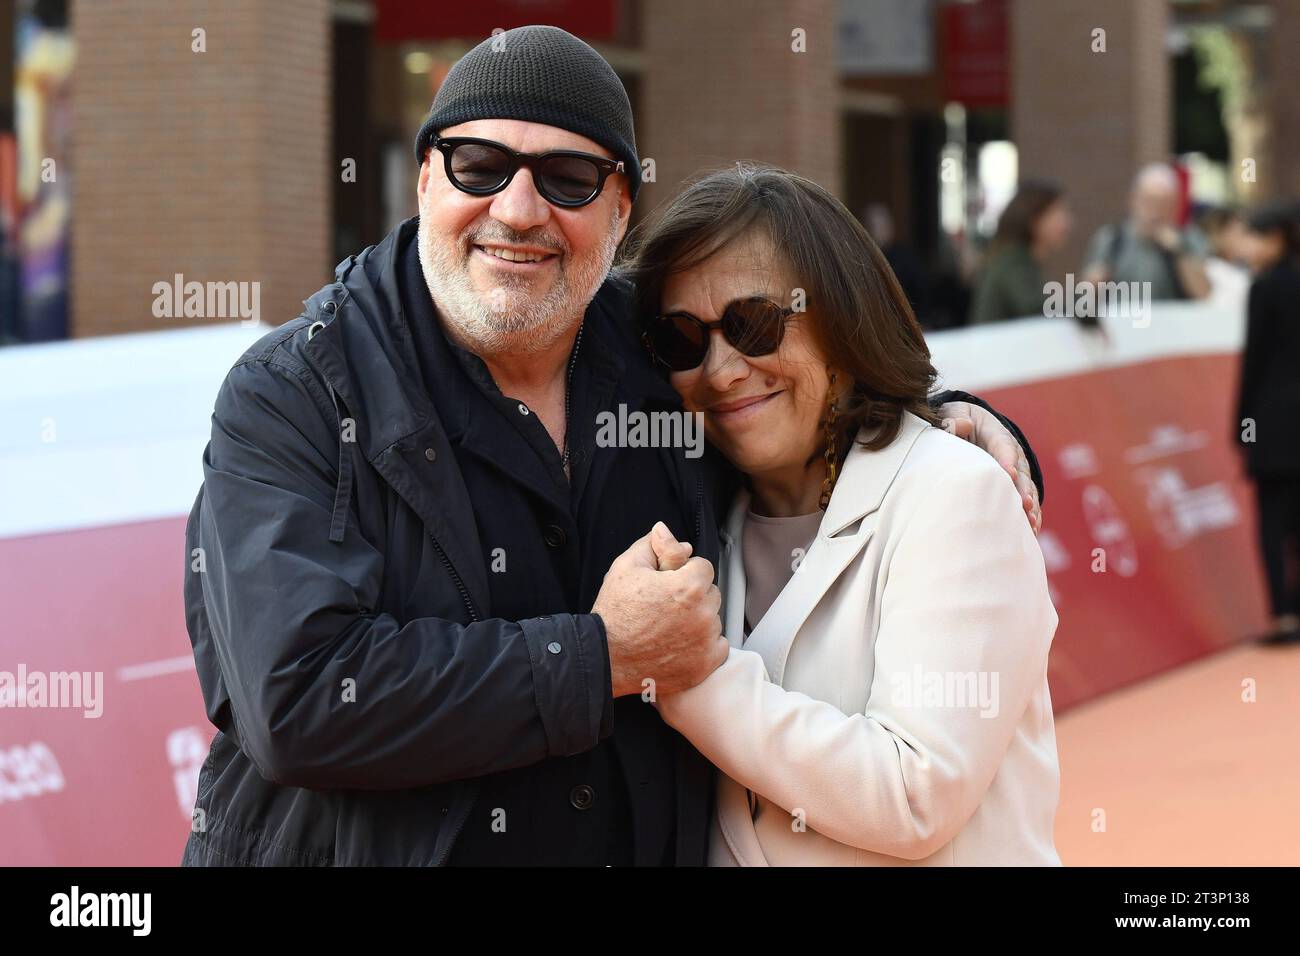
[432,135,625,208]
[643,297,797,372]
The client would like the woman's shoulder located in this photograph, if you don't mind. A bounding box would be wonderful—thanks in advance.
[853,421,1032,564]
[831,416,1033,569]
[837,412,1022,529]
[842,408,1013,504]
[887,415,1021,510]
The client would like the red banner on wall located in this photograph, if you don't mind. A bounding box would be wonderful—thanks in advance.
[373,0,617,43]
[0,518,207,865]
[970,353,1268,708]
[942,0,1008,108]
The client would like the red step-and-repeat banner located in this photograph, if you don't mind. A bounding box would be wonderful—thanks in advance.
[970,352,1267,706]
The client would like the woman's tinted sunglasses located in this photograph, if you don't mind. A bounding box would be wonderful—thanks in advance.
[431,135,625,208]
[643,297,797,372]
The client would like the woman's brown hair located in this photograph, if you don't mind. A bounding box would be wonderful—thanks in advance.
[618,162,939,452]
[991,178,1065,252]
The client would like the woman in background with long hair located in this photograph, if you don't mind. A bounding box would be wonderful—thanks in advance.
[970,179,1072,326]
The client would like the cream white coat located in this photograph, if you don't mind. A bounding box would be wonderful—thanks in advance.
[656,412,1061,866]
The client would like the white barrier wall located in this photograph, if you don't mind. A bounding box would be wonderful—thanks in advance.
[0,322,272,539]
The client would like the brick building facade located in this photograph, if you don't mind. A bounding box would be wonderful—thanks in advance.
[10,0,1299,339]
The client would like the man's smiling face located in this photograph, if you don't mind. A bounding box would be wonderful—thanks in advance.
[416,118,632,356]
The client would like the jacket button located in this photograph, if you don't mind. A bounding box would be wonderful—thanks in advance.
[570,785,595,810]
[517,403,530,416]
[424,448,437,462]
[547,641,562,655]
[323,301,337,313]
[543,524,567,548]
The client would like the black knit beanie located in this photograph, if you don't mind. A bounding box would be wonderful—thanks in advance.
[414,25,641,201]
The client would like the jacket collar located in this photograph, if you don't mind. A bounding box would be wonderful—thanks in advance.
[302,218,437,464]
[821,410,932,535]
[719,411,932,685]
[304,217,682,463]
[294,217,693,611]
[294,220,496,609]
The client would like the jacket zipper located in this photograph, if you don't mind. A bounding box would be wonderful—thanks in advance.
[693,471,704,545]
[430,533,478,623]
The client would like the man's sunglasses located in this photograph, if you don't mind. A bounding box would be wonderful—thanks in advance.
[643,297,797,372]
[431,135,625,208]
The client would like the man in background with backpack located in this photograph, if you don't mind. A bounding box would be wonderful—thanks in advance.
[1083,163,1212,302]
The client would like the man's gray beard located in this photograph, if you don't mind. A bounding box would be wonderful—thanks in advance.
[417,197,621,357]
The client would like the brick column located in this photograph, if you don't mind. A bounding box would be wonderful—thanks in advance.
[70,0,330,337]
[1010,0,1171,280]
[637,0,841,210]
[1267,0,1300,199]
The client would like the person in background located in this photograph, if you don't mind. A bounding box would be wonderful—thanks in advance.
[1200,205,1249,266]
[970,179,1072,325]
[927,230,976,331]
[1235,200,1300,645]
[864,202,929,326]
[1083,163,1211,301]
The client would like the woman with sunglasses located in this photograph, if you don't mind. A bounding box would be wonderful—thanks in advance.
[621,164,1061,866]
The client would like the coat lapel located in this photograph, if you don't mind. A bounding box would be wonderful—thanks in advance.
[730,413,932,687]
[718,496,748,651]
[743,523,872,687]
[301,280,492,616]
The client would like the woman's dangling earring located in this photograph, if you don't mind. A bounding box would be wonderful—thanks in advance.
[819,370,840,511]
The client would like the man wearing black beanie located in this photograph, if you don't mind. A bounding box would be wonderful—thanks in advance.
[414,25,642,201]
[182,25,1041,867]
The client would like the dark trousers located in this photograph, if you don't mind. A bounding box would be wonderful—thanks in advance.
[1255,477,1300,617]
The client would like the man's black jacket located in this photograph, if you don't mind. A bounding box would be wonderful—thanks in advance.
[1237,257,1300,476]
[181,217,1042,866]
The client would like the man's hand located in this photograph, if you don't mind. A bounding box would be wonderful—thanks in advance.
[1154,224,1182,253]
[594,522,729,698]
[936,402,1042,535]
